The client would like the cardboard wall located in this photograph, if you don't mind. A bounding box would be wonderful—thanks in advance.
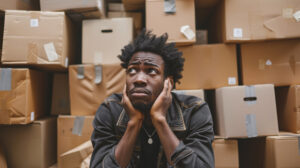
[213,138,239,168]
[51,73,70,115]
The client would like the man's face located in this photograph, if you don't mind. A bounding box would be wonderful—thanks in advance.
[126,51,165,112]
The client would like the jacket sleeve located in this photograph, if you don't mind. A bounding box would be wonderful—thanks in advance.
[90,103,121,168]
[170,103,215,168]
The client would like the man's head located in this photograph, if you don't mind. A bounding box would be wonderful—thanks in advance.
[118,30,184,112]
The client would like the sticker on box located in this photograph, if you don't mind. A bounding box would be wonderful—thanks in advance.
[233,28,243,38]
[44,42,59,62]
[31,112,35,121]
[228,77,236,85]
[30,19,39,27]
[293,10,300,22]
[282,8,293,18]
[180,25,195,40]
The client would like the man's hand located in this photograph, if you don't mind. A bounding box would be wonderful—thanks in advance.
[150,78,173,122]
[122,85,144,122]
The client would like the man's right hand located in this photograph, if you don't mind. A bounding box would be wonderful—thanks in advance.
[122,85,144,122]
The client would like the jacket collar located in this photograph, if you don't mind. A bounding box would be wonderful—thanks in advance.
[116,96,186,131]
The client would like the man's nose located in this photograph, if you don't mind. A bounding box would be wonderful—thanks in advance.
[134,72,147,86]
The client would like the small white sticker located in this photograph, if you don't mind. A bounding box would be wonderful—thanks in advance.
[293,10,300,22]
[282,8,293,18]
[180,25,195,40]
[30,19,39,27]
[228,77,237,85]
[44,42,59,62]
[233,28,243,38]
[266,59,272,66]
[30,112,35,121]
[65,58,69,67]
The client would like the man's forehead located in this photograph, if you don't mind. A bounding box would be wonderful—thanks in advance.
[129,52,164,65]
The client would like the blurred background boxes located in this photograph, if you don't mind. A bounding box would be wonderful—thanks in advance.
[0,68,51,124]
[0,117,57,168]
[69,64,125,116]
[213,137,239,168]
[0,0,40,11]
[51,73,70,116]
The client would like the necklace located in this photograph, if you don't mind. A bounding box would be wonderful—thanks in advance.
[142,126,156,144]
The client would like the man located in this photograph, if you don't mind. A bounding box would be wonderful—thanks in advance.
[90,30,214,168]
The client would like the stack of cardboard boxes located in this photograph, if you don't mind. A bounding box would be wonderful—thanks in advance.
[0,0,300,167]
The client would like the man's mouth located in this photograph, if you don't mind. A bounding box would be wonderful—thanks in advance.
[129,88,151,97]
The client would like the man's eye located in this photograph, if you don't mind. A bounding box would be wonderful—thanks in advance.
[148,68,158,74]
[127,68,137,74]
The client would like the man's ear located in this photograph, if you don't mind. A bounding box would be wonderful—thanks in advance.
[168,77,174,89]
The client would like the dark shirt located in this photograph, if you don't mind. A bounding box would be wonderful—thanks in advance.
[90,92,215,168]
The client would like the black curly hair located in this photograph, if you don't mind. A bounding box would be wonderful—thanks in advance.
[118,29,185,84]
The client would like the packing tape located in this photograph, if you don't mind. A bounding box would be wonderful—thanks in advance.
[77,66,85,79]
[282,8,293,18]
[94,52,103,65]
[244,86,257,105]
[44,42,59,62]
[298,136,300,156]
[180,25,195,40]
[164,0,176,13]
[94,65,102,84]
[30,112,35,121]
[0,68,12,91]
[245,114,258,138]
[293,10,300,22]
[65,58,69,67]
[72,116,85,136]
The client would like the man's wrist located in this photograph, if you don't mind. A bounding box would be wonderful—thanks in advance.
[151,114,167,127]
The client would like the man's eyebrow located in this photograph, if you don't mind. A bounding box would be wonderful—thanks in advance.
[128,61,159,67]
[144,62,159,67]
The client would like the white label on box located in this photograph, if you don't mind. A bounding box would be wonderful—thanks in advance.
[30,19,39,27]
[65,58,69,67]
[282,8,293,18]
[293,10,300,22]
[72,116,85,136]
[228,77,237,85]
[266,59,272,66]
[44,42,59,62]
[233,28,243,38]
[180,25,195,40]
[30,112,35,121]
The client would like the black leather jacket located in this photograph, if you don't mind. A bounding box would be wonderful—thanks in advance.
[90,92,215,168]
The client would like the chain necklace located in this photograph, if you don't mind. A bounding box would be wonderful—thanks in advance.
[142,126,156,144]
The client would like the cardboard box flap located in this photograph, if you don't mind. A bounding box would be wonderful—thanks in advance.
[264,15,300,38]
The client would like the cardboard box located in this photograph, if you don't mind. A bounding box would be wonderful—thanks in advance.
[0,145,7,168]
[212,0,300,43]
[275,85,300,134]
[57,115,94,168]
[0,0,39,11]
[82,18,133,64]
[123,0,145,11]
[69,64,125,116]
[60,141,92,168]
[0,68,51,124]
[172,89,204,100]
[241,39,300,86]
[107,11,142,36]
[146,0,196,45]
[108,3,125,11]
[215,84,279,138]
[213,138,239,168]
[239,134,300,168]
[40,0,105,19]
[195,30,208,45]
[0,117,57,168]
[51,73,70,115]
[1,10,77,71]
[176,44,238,90]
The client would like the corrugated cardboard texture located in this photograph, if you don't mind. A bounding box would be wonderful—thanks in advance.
[146,0,196,45]
[69,64,125,115]
[276,85,300,134]
[57,115,94,168]
[1,10,76,71]
[241,39,300,86]
[0,0,40,11]
[123,0,145,11]
[82,18,133,64]
[51,73,70,115]
[177,44,238,90]
[215,84,279,138]
[0,68,51,124]
[213,0,300,42]
[213,138,239,168]
[0,117,57,168]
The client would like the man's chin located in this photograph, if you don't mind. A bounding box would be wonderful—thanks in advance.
[132,102,152,113]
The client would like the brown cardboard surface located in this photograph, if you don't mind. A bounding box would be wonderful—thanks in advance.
[213,0,300,43]
[123,0,145,11]
[146,0,196,45]
[0,117,57,168]
[276,85,300,133]
[107,11,143,34]
[0,68,51,124]
[1,10,77,71]
[0,145,7,168]
[213,138,239,168]
[57,115,94,168]
[69,64,125,116]
[215,84,279,138]
[177,44,238,90]
[82,18,133,64]
[172,89,204,100]
[51,73,70,115]
[0,0,39,11]
[60,141,93,168]
[241,39,300,86]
